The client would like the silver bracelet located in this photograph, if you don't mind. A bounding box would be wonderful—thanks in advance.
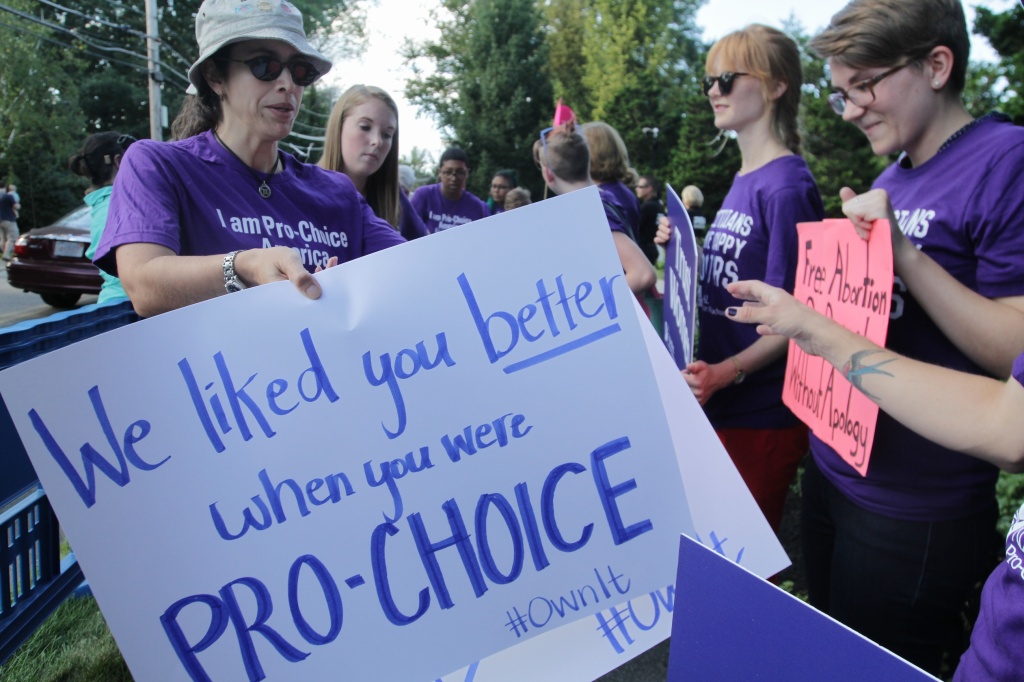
[223,250,247,293]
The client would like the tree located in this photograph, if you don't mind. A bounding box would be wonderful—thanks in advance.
[399,146,437,186]
[0,0,366,227]
[405,0,553,199]
[541,0,590,116]
[0,0,92,227]
[973,4,1023,124]
[574,0,705,183]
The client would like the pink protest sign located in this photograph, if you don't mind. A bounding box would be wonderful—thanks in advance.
[784,219,893,476]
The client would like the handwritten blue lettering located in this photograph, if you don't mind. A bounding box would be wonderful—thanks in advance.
[369,437,647,626]
[457,271,623,374]
[161,553,350,681]
[504,565,631,638]
[594,584,675,654]
[180,328,339,454]
[28,385,166,508]
[364,446,434,523]
[209,467,355,541]
[440,413,533,462]
[362,332,456,439]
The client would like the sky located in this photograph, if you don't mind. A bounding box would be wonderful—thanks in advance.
[325,0,1016,161]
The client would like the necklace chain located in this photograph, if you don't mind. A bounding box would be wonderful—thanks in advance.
[213,130,281,199]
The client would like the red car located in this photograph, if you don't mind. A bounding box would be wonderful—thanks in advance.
[6,205,102,308]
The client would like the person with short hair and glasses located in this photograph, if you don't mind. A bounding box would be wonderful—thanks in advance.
[634,175,662,265]
[410,147,489,233]
[96,0,404,317]
[656,24,824,539]
[797,0,1024,673]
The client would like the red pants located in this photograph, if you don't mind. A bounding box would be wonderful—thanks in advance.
[716,425,808,532]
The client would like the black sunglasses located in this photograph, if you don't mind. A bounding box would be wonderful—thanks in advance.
[227,55,321,87]
[116,134,137,149]
[702,72,749,96]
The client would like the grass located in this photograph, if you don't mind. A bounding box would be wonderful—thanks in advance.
[0,596,131,682]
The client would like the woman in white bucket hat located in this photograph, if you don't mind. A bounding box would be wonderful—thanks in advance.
[95,0,405,317]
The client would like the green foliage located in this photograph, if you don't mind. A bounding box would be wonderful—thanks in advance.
[0,0,364,227]
[0,0,89,228]
[400,146,438,185]
[0,596,131,682]
[542,0,590,114]
[997,472,1024,538]
[406,0,707,198]
[581,0,702,123]
[973,5,1024,124]
[405,0,554,199]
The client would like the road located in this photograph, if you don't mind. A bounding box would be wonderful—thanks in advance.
[0,268,98,329]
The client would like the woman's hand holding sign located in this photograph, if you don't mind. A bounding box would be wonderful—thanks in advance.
[839,187,913,262]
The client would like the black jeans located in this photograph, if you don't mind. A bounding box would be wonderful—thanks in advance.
[801,457,1000,676]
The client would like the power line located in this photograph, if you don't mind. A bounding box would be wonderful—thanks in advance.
[0,2,191,86]
[34,0,196,70]
[0,16,146,73]
[36,0,142,35]
[291,118,327,134]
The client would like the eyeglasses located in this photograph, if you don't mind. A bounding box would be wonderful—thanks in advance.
[116,134,137,149]
[827,63,909,115]
[441,168,468,179]
[702,72,749,96]
[227,55,321,87]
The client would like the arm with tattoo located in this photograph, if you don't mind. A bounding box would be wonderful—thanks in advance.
[841,351,896,400]
[725,279,1024,471]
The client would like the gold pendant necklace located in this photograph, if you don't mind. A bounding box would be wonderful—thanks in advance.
[213,130,281,199]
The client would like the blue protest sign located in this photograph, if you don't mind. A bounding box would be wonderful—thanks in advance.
[661,185,698,369]
[667,535,938,681]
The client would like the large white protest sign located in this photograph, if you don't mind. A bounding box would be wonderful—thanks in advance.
[438,300,789,682]
[0,188,700,682]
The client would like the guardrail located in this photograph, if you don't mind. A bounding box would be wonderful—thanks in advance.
[0,299,139,665]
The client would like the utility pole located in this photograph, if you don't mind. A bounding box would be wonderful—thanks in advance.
[144,0,163,141]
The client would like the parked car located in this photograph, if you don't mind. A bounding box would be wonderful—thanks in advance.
[6,205,102,308]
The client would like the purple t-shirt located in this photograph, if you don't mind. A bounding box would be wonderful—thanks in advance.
[398,191,427,241]
[812,114,1024,521]
[599,180,641,237]
[409,184,489,233]
[699,155,824,429]
[96,131,405,275]
[954,352,1024,680]
[598,187,632,236]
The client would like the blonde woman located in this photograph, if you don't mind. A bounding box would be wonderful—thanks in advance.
[657,25,824,534]
[320,85,426,240]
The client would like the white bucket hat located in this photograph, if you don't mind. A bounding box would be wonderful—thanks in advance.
[186,0,332,94]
